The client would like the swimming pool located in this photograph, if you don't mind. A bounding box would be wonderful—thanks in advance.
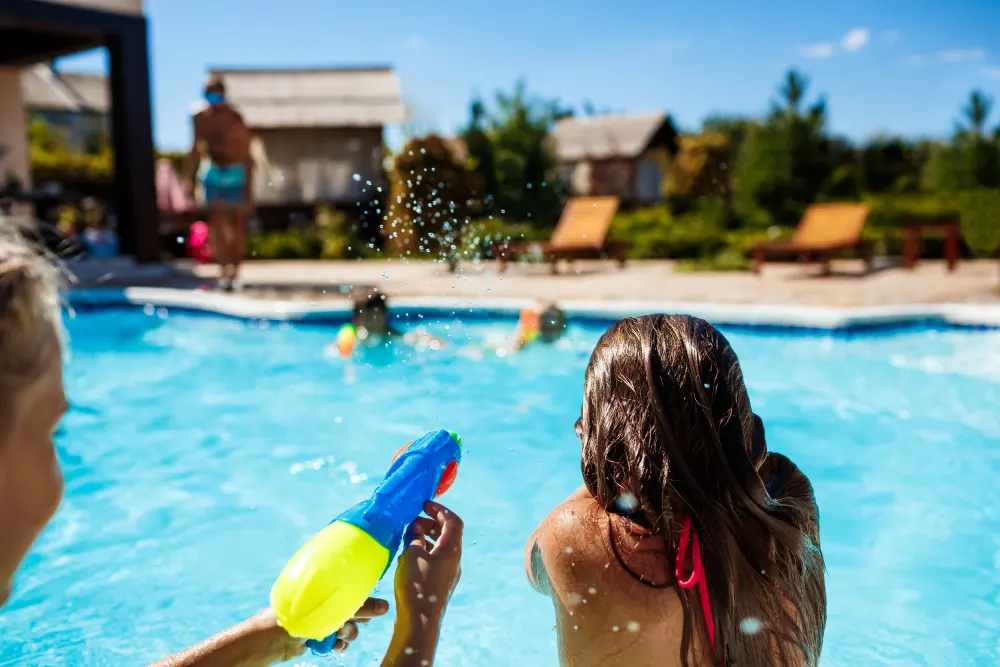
[1,307,998,666]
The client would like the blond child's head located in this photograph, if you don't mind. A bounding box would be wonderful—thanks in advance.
[0,227,67,606]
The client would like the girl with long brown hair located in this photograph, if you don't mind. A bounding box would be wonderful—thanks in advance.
[526,315,826,666]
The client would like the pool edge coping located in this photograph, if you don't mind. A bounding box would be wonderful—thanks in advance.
[66,287,1000,330]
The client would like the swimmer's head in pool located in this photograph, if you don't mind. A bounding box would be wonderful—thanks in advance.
[537,304,567,343]
[350,287,389,337]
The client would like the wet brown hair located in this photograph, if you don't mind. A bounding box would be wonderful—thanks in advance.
[578,315,826,666]
[538,303,567,343]
[350,286,387,327]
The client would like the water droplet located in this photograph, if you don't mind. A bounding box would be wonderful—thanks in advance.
[404,647,415,655]
[564,546,574,554]
[612,625,619,632]
[588,587,597,595]
[382,272,389,279]
[566,592,582,605]
[334,416,343,424]
[627,621,640,633]
[352,173,361,181]
[613,492,639,513]
[741,617,762,634]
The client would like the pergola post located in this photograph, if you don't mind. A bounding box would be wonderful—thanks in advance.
[106,17,159,262]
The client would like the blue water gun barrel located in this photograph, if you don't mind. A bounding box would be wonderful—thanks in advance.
[271,429,463,641]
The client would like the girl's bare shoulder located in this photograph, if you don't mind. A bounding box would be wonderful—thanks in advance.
[534,497,613,587]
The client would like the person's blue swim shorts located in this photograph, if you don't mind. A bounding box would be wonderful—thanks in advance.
[198,162,246,205]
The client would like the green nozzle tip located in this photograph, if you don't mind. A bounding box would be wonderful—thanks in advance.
[449,431,462,446]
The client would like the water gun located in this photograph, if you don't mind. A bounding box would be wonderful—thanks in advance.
[336,323,357,359]
[514,308,541,348]
[270,429,463,643]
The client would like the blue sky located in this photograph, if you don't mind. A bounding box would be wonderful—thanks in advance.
[59,0,1000,151]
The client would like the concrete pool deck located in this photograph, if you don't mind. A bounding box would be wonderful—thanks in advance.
[71,257,1000,307]
[65,257,1000,329]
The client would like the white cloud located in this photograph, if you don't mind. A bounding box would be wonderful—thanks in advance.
[982,65,1000,79]
[799,42,836,60]
[841,27,871,52]
[883,29,900,44]
[937,47,985,63]
[402,34,426,51]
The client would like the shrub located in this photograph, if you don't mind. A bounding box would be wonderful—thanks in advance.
[957,189,1000,258]
[385,134,481,260]
[610,205,727,259]
[864,193,960,229]
[247,228,320,260]
[676,246,751,272]
[31,146,113,183]
[247,206,364,260]
[667,132,732,204]
[453,217,547,260]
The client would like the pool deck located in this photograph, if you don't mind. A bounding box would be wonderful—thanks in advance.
[67,257,1000,329]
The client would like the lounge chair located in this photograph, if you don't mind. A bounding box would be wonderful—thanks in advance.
[494,196,629,274]
[752,203,873,275]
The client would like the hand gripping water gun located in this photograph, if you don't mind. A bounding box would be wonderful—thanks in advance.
[270,429,463,643]
[335,323,358,359]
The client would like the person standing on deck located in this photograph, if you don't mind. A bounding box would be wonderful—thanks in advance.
[184,75,254,291]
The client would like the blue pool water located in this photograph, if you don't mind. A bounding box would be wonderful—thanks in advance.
[1,308,999,666]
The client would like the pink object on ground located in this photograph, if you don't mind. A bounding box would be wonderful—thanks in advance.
[188,221,213,263]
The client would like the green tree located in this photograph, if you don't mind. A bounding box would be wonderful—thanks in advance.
[385,134,480,261]
[733,69,846,226]
[925,90,1000,192]
[859,136,926,193]
[460,80,569,225]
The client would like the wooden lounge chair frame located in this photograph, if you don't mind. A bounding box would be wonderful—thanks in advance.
[493,196,630,274]
[752,203,873,275]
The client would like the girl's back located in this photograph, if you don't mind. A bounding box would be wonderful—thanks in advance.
[528,493,713,667]
[526,315,826,667]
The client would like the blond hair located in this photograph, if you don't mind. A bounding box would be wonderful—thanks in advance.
[0,225,63,399]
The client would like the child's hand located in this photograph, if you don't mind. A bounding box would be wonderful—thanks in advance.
[306,597,390,654]
[394,501,463,633]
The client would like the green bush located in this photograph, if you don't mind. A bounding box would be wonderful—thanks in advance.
[247,228,321,260]
[958,189,1000,257]
[247,206,364,260]
[31,147,113,183]
[676,246,751,272]
[454,217,547,260]
[864,193,959,229]
[610,205,727,259]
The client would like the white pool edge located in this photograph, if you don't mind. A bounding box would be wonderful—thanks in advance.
[67,287,1000,330]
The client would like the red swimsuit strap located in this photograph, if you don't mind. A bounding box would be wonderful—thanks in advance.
[675,515,723,665]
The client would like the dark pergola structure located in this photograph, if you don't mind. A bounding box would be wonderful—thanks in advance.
[0,0,159,261]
